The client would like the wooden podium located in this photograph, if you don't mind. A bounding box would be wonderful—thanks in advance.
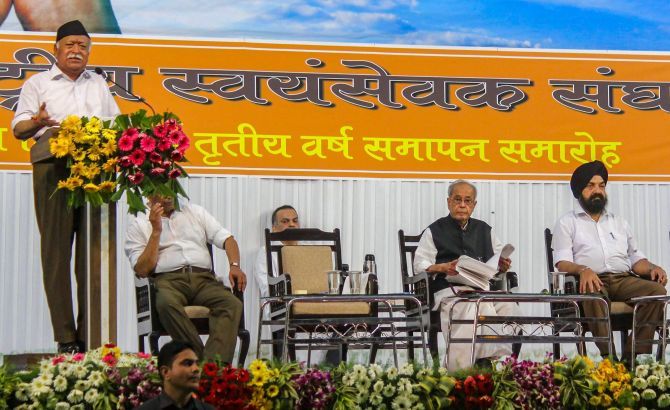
[85,203,117,349]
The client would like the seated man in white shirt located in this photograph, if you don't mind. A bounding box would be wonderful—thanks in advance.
[552,160,667,362]
[125,195,246,363]
[413,179,520,370]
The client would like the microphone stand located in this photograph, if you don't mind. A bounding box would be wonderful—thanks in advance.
[94,67,156,115]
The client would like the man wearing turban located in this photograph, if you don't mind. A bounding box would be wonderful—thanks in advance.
[552,160,667,363]
[12,20,120,354]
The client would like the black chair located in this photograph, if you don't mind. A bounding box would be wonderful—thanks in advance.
[135,244,250,367]
[264,228,379,363]
[397,230,433,361]
[544,228,633,358]
[399,229,521,362]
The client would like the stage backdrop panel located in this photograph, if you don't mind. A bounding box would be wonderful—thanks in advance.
[0,34,668,180]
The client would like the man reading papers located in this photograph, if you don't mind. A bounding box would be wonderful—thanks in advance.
[414,179,520,370]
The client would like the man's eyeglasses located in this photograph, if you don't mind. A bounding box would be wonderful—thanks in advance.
[450,197,474,206]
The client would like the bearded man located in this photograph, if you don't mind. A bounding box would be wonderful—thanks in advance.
[552,160,667,362]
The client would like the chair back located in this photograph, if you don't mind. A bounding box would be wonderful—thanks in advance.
[398,230,423,285]
[265,228,368,315]
[544,228,556,292]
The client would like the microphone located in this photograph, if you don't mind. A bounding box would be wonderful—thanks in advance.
[94,67,156,115]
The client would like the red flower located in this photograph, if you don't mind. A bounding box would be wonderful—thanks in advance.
[465,396,480,409]
[165,119,179,132]
[119,155,133,168]
[203,362,218,377]
[52,356,66,365]
[463,375,478,396]
[475,374,493,395]
[102,353,118,366]
[130,149,146,166]
[170,150,184,161]
[238,369,250,383]
[118,135,136,151]
[128,171,144,185]
[162,160,172,169]
[168,168,182,179]
[139,134,156,152]
[137,352,151,359]
[122,127,139,140]
[153,123,168,138]
[72,352,85,362]
[149,151,163,163]
[150,167,166,177]
[177,134,190,153]
[157,138,172,151]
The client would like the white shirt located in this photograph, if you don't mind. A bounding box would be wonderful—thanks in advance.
[552,206,646,274]
[413,226,504,274]
[12,64,120,139]
[254,246,278,298]
[125,203,233,274]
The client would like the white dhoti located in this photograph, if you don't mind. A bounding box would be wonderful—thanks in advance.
[437,286,521,370]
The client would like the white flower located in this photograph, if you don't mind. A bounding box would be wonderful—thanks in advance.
[37,372,53,386]
[392,395,413,409]
[438,367,447,376]
[399,363,414,376]
[55,402,71,409]
[14,382,30,401]
[369,364,383,378]
[84,388,100,404]
[642,388,658,400]
[386,367,398,381]
[413,404,425,410]
[356,377,371,392]
[652,363,667,377]
[353,364,367,379]
[29,379,51,400]
[53,375,68,392]
[660,376,670,391]
[369,393,384,406]
[397,379,413,394]
[70,405,85,410]
[383,384,396,397]
[416,368,430,380]
[67,389,84,404]
[649,375,660,387]
[88,370,105,387]
[74,380,90,391]
[373,380,385,393]
[58,363,74,378]
[342,373,354,386]
[39,361,52,374]
[73,365,88,379]
[633,377,649,390]
[637,365,650,378]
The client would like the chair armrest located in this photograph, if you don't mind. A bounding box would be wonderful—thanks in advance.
[403,271,430,309]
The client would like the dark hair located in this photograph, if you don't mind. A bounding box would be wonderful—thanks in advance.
[271,205,296,226]
[157,340,196,369]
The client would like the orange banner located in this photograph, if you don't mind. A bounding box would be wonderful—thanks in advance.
[0,33,669,181]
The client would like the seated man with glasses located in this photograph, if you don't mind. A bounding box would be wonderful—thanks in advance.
[414,179,520,370]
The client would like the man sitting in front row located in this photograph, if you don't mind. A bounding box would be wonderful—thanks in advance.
[125,195,246,363]
[552,160,667,363]
[414,179,520,370]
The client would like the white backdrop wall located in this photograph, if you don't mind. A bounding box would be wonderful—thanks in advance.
[2,171,670,360]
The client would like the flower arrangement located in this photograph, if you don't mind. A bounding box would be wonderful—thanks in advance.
[13,351,116,409]
[553,355,599,409]
[450,373,494,409]
[0,365,20,409]
[293,367,336,410]
[106,351,161,409]
[49,115,119,207]
[336,362,456,410]
[112,109,190,215]
[248,359,300,409]
[589,357,635,408]
[631,361,670,409]
[493,355,560,409]
[198,360,253,409]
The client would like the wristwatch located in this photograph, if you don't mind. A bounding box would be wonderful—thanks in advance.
[230,262,240,268]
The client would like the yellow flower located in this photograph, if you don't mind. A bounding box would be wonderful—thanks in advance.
[68,176,83,188]
[71,128,86,144]
[98,181,116,192]
[72,150,86,161]
[85,117,102,134]
[101,139,117,156]
[81,133,98,144]
[266,384,279,398]
[61,115,82,131]
[83,183,99,193]
[101,343,121,358]
[251,372,265,387]
[249,360,267,374]
[102,158,117,173]
[102,128,116,141]
[589,395,601,406]
[70,162,86,176]
[83,165,101,179]
[57,180,74,191]
[49,137,70,158]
